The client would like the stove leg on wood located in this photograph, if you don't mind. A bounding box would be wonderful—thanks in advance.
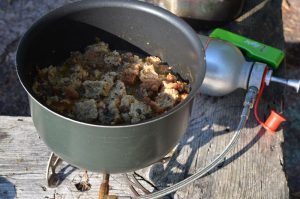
[46,152,63,188]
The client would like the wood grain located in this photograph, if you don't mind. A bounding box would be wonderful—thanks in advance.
[0,90,288,199]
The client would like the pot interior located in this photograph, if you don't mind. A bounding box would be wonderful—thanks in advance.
[17,0,205,116]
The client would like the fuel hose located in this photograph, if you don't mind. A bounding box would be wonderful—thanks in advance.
[133,86,259,199]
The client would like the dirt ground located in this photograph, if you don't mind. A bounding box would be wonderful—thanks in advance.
[0,0,299,197]
[281,0,300,197]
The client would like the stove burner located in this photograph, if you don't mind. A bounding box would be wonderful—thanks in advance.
[46,150,176,198]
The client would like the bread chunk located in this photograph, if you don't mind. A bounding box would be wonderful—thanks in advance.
[74,99,98,122]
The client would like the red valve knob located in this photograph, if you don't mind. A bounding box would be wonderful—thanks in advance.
[262,110,286,133]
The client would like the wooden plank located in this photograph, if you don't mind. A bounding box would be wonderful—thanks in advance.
[140,91,288,199]
[0,92,288,199]
[0,117,135,199]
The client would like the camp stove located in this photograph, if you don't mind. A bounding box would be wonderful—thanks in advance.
[46,151,176,198]
[44,29,299,199]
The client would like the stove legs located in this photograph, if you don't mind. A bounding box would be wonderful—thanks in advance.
[46,152,63,188]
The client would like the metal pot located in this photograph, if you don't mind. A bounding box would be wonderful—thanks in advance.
[144,0,246,21]
[16,0,205,173]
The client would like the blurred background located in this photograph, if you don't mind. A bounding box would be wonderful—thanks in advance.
[0,0,299,197]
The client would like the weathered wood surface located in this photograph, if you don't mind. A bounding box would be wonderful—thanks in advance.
[0,91,288,199]
[0,116,134,199]
[0,0,290,198]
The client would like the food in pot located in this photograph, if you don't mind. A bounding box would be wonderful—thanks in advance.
[32,40,190,124]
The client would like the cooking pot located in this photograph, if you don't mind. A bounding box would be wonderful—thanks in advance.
[143,0,246,21]
[16,0,205,173]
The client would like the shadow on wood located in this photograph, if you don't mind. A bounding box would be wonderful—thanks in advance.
[0,177,16,199]
[205,127,266,176]
[51,164,78,187]
[149,121,266,199]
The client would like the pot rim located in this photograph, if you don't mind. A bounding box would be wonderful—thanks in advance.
[16,0,206,129]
